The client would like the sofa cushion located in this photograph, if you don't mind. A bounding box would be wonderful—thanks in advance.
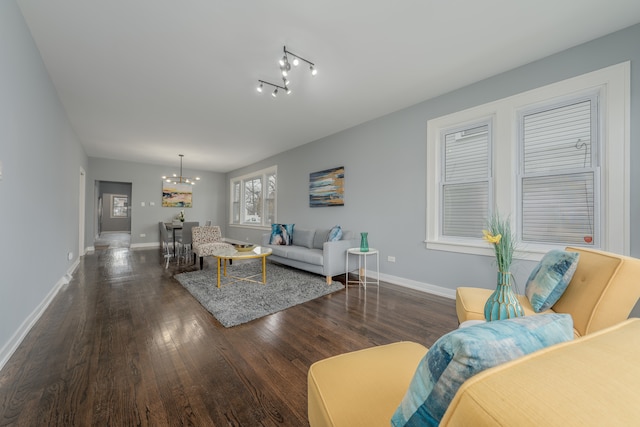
[391,314,574,427]
[313,229,331,249]
[270,223,294,245]
[292,228,316,249]
[327,225,343,241]
[281,246,323,265]
[526,250,580,312]
[269,245,290,258]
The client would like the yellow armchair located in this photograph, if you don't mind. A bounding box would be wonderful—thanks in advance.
[456,246,640,337]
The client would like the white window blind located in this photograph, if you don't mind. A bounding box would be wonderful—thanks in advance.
[520,98,598,245]
[441,124,490,238]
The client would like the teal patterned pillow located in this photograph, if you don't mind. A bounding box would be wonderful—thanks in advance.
[269,223,294,245]
[327,225,343,242]
[525,250,580,312]
[391,314,574,427]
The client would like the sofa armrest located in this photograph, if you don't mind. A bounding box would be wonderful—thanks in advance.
[262,233,271,246]
[323,238,359,276]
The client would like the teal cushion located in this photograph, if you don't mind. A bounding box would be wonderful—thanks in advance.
[269,223,294,245]
[327,225,343,242]
[525,250,580,312]
[391,314,574,427]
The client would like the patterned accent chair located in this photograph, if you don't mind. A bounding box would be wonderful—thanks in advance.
[192,226,233,269]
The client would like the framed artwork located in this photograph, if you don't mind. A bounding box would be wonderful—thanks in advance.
[110,194,129,218]
[162,182,193,207]
[309,166,345,207]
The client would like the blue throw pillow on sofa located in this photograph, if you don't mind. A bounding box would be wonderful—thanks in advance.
[269,223,294,245]
[327,225,343,242]
[525,250,580,312]
[391,314,574,427]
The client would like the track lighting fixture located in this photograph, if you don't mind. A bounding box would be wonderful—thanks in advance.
[256,45,316,98]
[257,79,291,98]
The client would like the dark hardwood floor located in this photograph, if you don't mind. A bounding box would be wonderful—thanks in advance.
[0,247,458,426]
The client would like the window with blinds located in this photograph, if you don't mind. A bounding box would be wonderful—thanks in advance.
[441,123,491,238]
[519,97,599,245]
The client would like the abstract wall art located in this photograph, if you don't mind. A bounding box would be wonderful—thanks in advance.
[309,166,345,207]
[162,182,193,207]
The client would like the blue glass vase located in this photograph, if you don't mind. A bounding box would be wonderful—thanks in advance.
[360,232,369,252]
[484,272,524,321]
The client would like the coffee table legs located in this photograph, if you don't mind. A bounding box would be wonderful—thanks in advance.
[215,255,269,287]
[262,256,267,284]
[217,257,222,288]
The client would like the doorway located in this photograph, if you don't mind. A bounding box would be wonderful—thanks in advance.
[95,180,132,249]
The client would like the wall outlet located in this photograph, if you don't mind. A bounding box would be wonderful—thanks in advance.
[387,256,396,263]
[140,233,146,238]
[150,201,155,206]
[141,201,145,207]
[67,252,73,261]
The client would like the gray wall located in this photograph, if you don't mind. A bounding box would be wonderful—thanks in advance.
[87,157,227,248]
[227,23,640,312]
[0,0,88,363]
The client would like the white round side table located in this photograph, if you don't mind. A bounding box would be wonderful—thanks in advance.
[345,248,380,291]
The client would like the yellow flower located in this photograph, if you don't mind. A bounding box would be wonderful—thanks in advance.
[482,230,502,244]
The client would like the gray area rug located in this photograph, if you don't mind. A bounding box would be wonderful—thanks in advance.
[174,262,344,327]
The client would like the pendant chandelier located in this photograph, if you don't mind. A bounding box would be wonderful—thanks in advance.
[162,154,200,185]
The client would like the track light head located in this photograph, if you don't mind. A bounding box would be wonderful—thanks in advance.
[310,66,317,76]
[272,88,278,97]
[286,86,292,95]
[257,82,263,93]
[292,57,299,66]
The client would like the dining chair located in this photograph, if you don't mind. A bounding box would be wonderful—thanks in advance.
[177,221,198,265]
[159,222,175,268]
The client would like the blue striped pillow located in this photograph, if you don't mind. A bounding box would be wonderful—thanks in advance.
[391,314,574,427]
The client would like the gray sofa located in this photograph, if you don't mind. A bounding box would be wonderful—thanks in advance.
[262,228,358,284]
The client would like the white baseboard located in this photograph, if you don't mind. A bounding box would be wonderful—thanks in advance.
[0,260,79,371]
[365,270,456,299]
[130,242,161,249]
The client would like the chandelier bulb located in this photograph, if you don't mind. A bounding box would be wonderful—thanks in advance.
[292,57,299,66]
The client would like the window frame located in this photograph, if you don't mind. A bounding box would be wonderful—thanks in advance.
[426,62,630,260]
[229,166,277,228]
[439,120,493,240]
[516,92,601,247]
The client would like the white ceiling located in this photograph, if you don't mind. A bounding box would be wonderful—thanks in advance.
[17,0,640,173]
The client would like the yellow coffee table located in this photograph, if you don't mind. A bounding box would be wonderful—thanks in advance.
[211,245,273,288]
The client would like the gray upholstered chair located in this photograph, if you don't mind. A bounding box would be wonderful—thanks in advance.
[177,221,198,265]
[159,222,175,268]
